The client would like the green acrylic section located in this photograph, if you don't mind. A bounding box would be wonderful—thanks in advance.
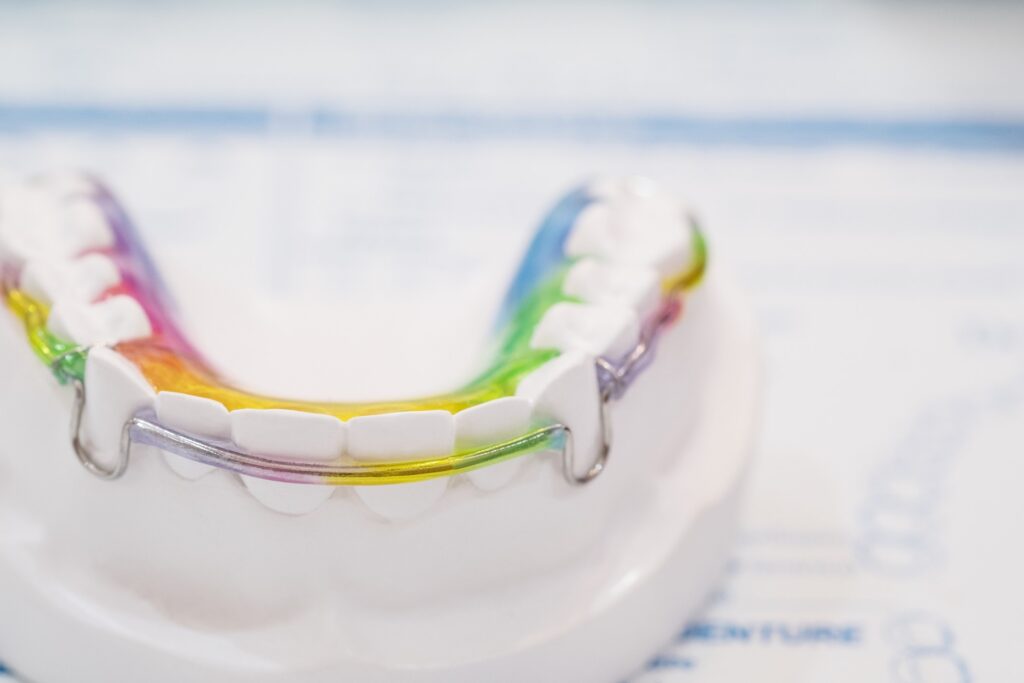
[460,263,576,397]
[6,290,86,384]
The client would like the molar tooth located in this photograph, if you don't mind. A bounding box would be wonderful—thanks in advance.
[516,352,603,482]
[586,177,629,200]
[231,409,345,516]
[530,301,639,359]
[37,172,97,199]
[0,186,113,265]
[567,198,691,278]
[62,198,114,253]
[48,295,152,346]
[348,411,454,521]
[19,253,121,306]
[155,392,230,480]
[455,397,533,491]
[563,258,661,318]
[568,201,613,251]
[82,346,155,473]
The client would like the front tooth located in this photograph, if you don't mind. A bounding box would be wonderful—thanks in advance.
[348,411,455,461]
[231,409,346,516]
[530,301,639,359]
[48,295,152,346]
[82,346,155,472]
[19,253,121,306]
[566,198,691,278]
[232,409,346,461]
[562,258,661,319]
[515,352,603,482]
[155,392,230,480]
[348,411,454,521]
[455,397,533,491]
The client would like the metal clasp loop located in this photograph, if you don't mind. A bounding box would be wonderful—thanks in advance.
[68,377,130,480]
[560,379,614,486]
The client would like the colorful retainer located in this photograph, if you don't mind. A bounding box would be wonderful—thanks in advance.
[1,177,707,485]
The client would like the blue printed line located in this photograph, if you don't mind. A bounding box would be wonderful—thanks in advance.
[1,102,1023,152]
[647,654,696,670]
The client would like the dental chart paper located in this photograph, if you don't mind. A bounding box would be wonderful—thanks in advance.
[1,2,1023,681]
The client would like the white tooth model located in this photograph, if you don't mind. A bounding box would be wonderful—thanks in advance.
[0,173,759,682]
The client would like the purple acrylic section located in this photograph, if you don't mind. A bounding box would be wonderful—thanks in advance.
[88,178,215,365]
[596,297,681,400]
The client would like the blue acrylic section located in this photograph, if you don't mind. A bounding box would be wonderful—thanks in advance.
[493,185,591,329]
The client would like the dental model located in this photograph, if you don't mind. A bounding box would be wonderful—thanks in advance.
[0,173,759,682]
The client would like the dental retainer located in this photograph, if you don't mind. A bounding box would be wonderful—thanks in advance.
[0,173,759,683]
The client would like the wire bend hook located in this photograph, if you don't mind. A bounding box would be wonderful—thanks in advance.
[68,377,130,480]
[560,379,615,486]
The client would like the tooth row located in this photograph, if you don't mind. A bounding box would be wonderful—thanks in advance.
[83,350,601,519]
[0,177,154,349]
[530,178,693,358]
[0,177,129,339]
[569,177,694,279]
[81,345,550,518]
[85,351,604,519]
[150,393,537,519]
[528,179,690,363]
[92,356,598,519]
[521,178,694,479]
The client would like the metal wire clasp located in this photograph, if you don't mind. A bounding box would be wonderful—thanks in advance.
[569,299,674,486]
[68,377,130,480]
[559,378,615,486]
[51,345,128,480]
